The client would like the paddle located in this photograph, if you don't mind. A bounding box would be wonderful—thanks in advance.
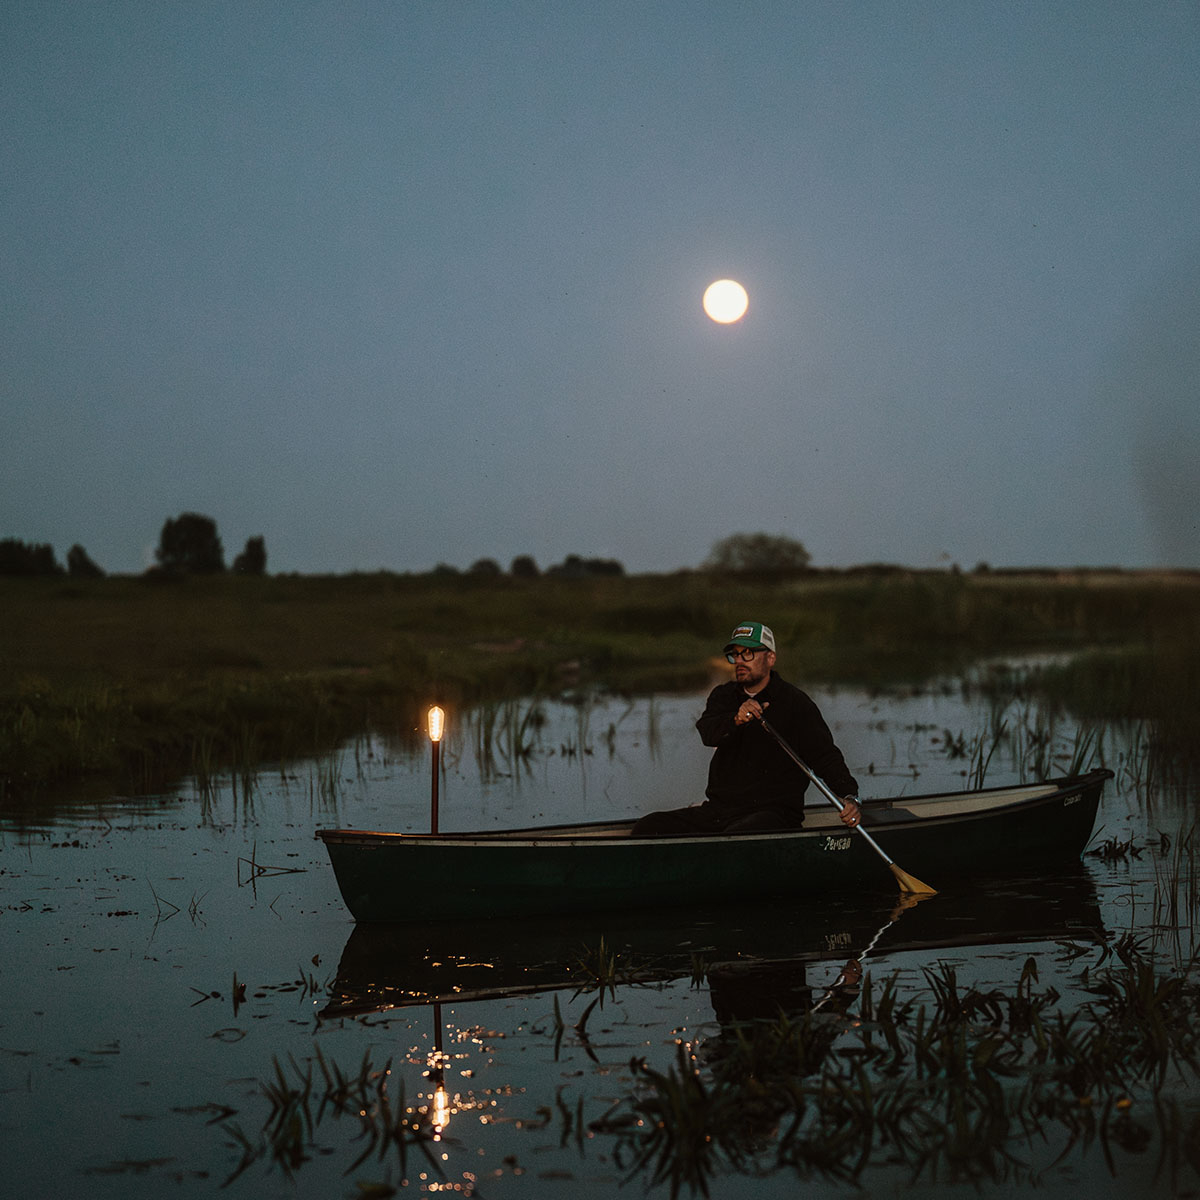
[758,716,937,896]
[811,893,932,1013]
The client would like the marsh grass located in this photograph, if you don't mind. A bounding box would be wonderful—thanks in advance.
[218,926,1200,1195]
[969,705,1009,788]
[311,751,342,807]
[1017,637,1200,782]
[1149,825,1200,961]
[3,569,1198,803]
[562,691,595,758]
[940,691,1109,787]
[221,1047,444,1185]
[569,935,639,1002]
[595,939,1200,1196]
[468,696,544,783]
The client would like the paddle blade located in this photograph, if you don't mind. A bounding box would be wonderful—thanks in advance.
[889,863,937,896]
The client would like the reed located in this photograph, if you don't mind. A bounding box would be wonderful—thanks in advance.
[939,687,1111,787]
[1015,637,1200,780]
[468,696,543,783]
[221,1047,444,1186]
[313,751,342,807]
[215,934,1200,1194]
[591,939,1200,1193]
[619,1039,741,1198]
[569,935,647,1002]
[969,704,1009,789]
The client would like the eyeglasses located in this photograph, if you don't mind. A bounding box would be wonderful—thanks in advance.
[725,647,765,663]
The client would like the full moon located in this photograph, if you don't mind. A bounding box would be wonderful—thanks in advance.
[702,279,749,324]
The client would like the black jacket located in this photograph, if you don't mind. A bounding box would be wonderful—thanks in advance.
[696,670,858,817]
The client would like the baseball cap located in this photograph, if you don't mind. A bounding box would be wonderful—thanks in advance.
[724,621,776,653]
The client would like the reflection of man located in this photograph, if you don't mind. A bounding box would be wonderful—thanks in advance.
[633,621,862,835]
[707,956,863,1026]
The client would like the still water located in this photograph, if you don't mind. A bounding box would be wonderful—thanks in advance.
[0,681,1194,1198]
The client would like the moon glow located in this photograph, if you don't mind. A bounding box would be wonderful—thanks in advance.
[702,279,749,323]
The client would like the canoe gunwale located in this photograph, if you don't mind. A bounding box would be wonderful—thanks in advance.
[315,768,1113,850]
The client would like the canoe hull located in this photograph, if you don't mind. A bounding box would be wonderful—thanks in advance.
[317,769,1111,923]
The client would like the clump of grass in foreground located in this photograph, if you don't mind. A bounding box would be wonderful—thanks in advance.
[220,1046,444,1185]
[220,939,1200,1195]
[597,939,1200,1197]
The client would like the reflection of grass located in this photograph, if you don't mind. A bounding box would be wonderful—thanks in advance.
[2,569,1197,801]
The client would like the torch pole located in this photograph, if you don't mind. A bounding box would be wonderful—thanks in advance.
[427,705,445,835]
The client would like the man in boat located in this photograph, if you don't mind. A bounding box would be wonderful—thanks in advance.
[632,621,862,835]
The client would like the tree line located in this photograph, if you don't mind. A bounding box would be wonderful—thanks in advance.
[0,538,107,578]
[1,520,817,579]
[0,513,266,578]
[441,553,626,579]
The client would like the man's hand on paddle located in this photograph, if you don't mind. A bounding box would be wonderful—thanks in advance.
[840,798,862,828]
[734,698,767,726]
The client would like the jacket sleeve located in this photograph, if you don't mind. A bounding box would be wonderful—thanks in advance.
[787,692,859,799]
[695,684,739,747]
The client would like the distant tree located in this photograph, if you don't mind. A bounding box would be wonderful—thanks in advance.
[585,557,625,577]
[431,562,461,576]
[704,532,811,574]
[0,538,63,576]
[154,513,225,575]
[546,554,625,578]
[510,554,540,579]
[232,535,267,576]
[67,544,105,578]
[546,555,582,578]
[468,558,502,577]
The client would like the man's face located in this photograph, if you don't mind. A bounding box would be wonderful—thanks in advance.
[732,647,775,691]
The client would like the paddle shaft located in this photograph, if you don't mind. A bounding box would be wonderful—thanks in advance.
[758,716,899,868]
[756,715,935,893]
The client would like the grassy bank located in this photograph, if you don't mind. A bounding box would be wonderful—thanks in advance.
[2,568,1198,801]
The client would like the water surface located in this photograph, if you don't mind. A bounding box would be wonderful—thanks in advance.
[0,684,1191,1197]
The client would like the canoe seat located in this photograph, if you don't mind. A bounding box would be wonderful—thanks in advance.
[863,806,919,825]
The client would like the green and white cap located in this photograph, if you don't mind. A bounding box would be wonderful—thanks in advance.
[724,621,776,653]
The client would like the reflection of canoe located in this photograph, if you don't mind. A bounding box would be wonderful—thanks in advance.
[320,866,1106,1018]
[316,769,1112,923]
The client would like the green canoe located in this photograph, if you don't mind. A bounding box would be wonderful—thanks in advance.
[316,768,1111,923]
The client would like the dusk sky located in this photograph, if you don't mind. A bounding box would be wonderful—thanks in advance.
[4,2,1198,575]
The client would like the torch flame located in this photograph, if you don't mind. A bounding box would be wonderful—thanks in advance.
[428,705,445,743]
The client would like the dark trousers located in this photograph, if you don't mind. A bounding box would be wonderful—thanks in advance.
[631,803,804,837]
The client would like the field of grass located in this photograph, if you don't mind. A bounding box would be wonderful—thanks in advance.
[3,568,1198,802]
